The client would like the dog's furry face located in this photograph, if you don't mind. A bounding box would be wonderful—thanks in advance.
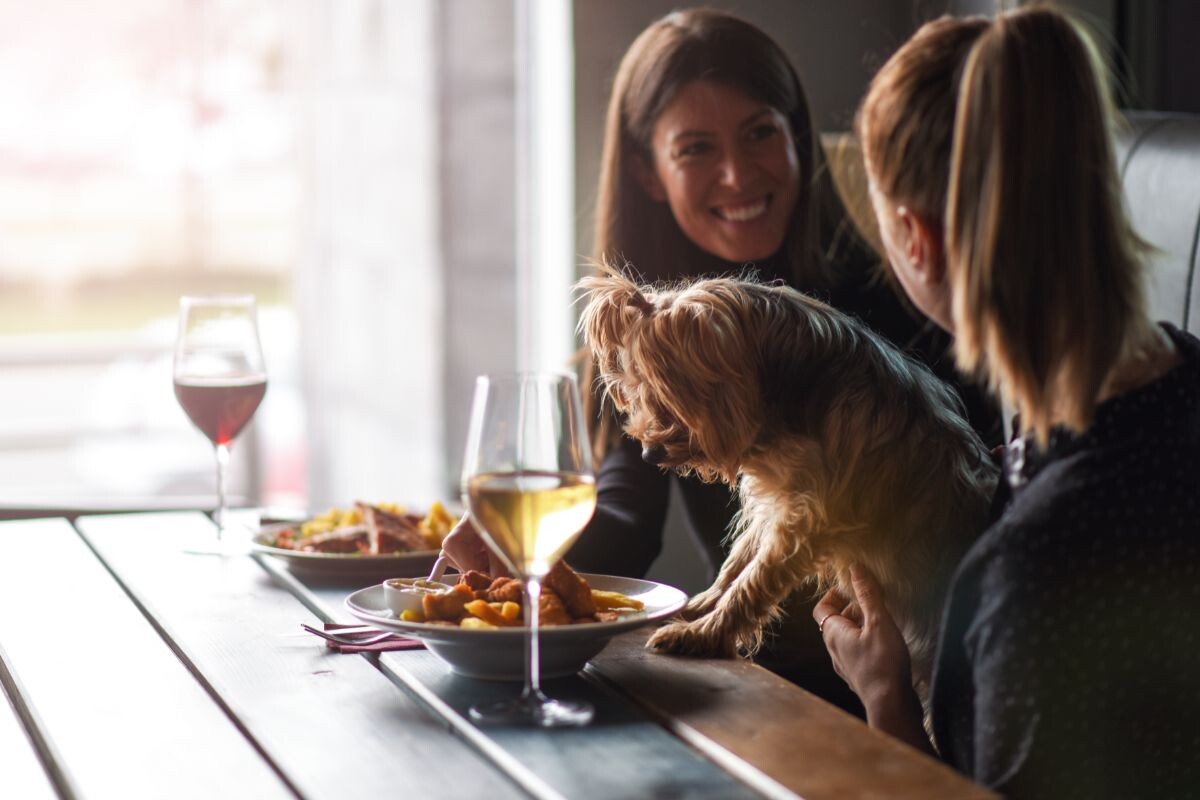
[579,271,766,484]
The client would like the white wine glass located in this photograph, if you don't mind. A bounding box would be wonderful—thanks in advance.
[173,295,267,554]
[461,372,597,727]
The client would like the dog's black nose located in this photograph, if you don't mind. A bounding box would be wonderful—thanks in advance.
[641,444,667,465]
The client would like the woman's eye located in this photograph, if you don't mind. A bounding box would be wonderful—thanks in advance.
[747,123,780,142]
[675,141,712,158]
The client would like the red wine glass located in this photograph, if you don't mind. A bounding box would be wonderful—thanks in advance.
[173,295,267,553]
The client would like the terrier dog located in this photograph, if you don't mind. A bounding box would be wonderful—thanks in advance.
[579,270,998,693]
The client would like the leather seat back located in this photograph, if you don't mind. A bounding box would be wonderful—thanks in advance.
[1115,113,1200,332]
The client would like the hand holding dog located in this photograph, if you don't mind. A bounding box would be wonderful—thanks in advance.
[816,564,932,752]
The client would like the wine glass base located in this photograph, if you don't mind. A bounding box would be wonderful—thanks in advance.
[469,695,594,728]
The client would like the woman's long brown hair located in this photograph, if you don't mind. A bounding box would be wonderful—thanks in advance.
[585,8,865,462]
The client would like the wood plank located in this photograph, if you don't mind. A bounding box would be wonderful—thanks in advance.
[298,553,992,800]
[0,650,58,800]
[384,652,760,800]
[0,517,289,799]
[307,578,992,800]
[304,583,766,800]
[76,511,527,800]
[587,632,996,800]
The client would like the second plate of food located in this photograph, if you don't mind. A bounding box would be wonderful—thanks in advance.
[251,501,456,584]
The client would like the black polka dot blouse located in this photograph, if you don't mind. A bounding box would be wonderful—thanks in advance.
[930,323,1200,799]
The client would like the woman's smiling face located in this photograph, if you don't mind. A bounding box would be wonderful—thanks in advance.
[642,80,801,263]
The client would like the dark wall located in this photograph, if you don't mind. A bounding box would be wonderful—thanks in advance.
[1116,0,1200,113]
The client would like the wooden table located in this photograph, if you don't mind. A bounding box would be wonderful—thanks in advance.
[0,511,992,799]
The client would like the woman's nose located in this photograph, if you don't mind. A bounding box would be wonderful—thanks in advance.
[718,149,756,189]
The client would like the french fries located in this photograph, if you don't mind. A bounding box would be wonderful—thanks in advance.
[590,589,645,611]
[418,501,456,548]
[463,600,521,627]
[293,501,457,547]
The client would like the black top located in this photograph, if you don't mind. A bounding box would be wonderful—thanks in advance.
[931,323,1200,798]
[566,253,1001,709]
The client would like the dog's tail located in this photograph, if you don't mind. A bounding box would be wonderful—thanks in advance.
[575,263,655,356]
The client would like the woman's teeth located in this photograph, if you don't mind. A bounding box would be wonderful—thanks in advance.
[717,198,768,222]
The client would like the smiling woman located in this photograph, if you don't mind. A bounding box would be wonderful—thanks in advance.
[634,81,801,263]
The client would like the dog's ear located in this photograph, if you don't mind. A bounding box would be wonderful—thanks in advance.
[576,268,655,361]
[633,285,762,481]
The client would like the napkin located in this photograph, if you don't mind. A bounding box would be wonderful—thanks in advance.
[317,623,425,654]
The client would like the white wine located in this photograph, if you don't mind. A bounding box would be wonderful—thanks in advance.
[467,470,597,577]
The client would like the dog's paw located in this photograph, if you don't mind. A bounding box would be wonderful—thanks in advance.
[680,592,719,621]
[646,619,738,658]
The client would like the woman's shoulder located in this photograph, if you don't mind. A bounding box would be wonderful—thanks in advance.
[965,425,1199,586]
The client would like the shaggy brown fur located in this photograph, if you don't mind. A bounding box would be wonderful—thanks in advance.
[579,269,998,697]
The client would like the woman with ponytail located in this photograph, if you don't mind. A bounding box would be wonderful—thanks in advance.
[815,8,1200,796]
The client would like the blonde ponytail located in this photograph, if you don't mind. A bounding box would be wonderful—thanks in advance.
[946,8,1152,444]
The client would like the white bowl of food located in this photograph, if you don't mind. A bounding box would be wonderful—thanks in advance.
[345,566,688,681]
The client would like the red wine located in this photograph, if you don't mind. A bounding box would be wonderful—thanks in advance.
[174,376,267,446]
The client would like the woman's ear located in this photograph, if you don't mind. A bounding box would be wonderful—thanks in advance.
[631,153,668,202]
[895,206,946,285]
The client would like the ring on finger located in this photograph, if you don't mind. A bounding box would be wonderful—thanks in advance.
[818,612,836,633]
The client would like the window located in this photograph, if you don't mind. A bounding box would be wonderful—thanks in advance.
[0,0,304,512]
[0,0,577,516]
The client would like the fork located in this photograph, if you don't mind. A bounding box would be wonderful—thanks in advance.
[301,624,398,646]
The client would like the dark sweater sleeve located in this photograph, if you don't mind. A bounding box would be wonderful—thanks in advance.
[959,546,1050,796]
[564,435,670,577]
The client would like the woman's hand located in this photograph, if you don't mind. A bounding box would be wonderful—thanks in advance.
[440,516,509,577]
[814,564,931,751]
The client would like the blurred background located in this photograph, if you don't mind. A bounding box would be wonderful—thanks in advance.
[1,0,1194,580]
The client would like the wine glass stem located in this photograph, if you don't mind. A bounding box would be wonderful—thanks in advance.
[214,442,230,540]
[521,576,544,701]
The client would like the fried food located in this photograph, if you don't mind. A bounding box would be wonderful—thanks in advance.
[459,570,494,593]
[485,577,524,604]
[544,561,597,617]
[272,501,458,555]
[418,501,456,548]
[407,567,644,628]
[463,599,520,627]
[422,583,475,621]
[538,592,572,626]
